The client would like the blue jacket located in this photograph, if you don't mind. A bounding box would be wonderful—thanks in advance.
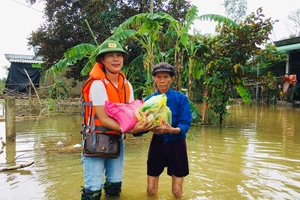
[140,89,192,143]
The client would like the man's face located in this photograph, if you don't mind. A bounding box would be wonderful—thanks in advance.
[153,72,174,93]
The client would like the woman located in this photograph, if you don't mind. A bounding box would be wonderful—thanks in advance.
[145,62,192,198]
[81,39,153,199]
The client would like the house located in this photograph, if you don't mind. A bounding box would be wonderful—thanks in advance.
[4,53,43,94]
[273,36,300,76]
[273,36,300,102]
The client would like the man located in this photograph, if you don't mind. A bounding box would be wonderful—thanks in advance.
[143,62,192,198]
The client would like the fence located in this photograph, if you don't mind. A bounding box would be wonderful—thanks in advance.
[0,87,82,119]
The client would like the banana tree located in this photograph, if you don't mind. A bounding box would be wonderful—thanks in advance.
[111,12,178,90]
[163,5,199,92]
[164,7,238,99]
[47,7,200,95]
[46,12,179,93]
[185,38,205,99]
[45,11,203,120]
[45,29,137,78]
[50,12,178,91]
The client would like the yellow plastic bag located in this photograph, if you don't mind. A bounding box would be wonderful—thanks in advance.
[135,94,172,126]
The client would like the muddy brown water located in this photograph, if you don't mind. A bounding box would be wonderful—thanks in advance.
[0,104,300,200]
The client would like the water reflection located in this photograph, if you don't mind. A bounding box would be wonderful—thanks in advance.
[0,105,299,199]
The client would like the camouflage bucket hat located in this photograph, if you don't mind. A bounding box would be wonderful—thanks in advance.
[96,40,128,58]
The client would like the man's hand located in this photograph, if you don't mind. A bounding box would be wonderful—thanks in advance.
[150,120,171,134]
[127,118,155,134]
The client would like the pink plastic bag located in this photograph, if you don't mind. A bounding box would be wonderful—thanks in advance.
[104,100,144,133]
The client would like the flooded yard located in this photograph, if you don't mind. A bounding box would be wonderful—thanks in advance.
[0,104,300,199]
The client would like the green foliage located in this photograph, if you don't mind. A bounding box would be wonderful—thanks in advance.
[32,63,42,68]
[162,5,201,93]
[257,43,287,77]
[28,0,191,82]
[206,108,220,125]
[190,78,203,102]
[48,97,54,111]
[197,8,277,125]
[189,100,202,122]
[179,6,198,45]
[46,43,96,78]
[112,12,179,86]
[0,78,6,95]
[30,1,282,127]
[131,82,153,100]
[198,14,239,28]
[48,79,69,99]
[236,85,252,103]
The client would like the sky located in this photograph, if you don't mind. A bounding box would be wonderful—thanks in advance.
[1,0,300,79]
[190,0,300,39]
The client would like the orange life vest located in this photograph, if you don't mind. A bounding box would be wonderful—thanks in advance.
[81,62,131,135]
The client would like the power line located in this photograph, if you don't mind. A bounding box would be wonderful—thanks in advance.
[11,0,44,14]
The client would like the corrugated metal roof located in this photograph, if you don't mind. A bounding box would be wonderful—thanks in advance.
[5,58,43,64]
[276,43,300,52]
[274,37,300,47]
[4,54,43,64]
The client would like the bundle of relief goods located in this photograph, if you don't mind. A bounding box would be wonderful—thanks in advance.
[135,94,172,126]
[104,100,143,133]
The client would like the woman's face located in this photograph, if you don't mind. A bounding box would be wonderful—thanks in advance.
[153,72,174,93]
[101,52,124,73]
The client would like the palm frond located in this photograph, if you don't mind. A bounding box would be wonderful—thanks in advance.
[129,55,145,68]
[109,30,137,44]
[80,61,94,76]
[198,14,239,28]
[164,30,178,38]
[48,43,96,74]
[178,6,199,45]
[116,12,176,32]
[236,85,252,103]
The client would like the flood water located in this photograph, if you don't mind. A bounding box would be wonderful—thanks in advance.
[0,104,300,200]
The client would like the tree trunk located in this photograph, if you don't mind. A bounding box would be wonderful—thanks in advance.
[175,50,183,92]
[201,86,209,122]
[149,50,156,92]
[178,52,184,92]
[187,59,194,99]
[150,0,153,13]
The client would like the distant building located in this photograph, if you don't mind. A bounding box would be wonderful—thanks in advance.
[4,53,43,94]
[273,37,300,102]
[273,37,300,76]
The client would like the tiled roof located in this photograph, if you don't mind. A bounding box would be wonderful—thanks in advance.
[4,54,43,64]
